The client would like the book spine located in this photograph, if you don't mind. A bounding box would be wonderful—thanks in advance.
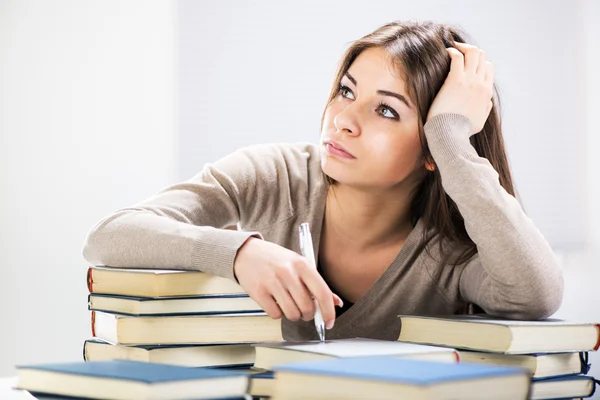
[87,267,93,293]
[91,311,96,337]
[580,352,591,374]
[594,324,600,351]
[82,340,88,361]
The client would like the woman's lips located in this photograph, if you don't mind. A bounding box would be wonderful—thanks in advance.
[323,141,356,159]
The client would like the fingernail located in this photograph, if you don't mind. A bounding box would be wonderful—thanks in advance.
[326,319,335,330]
[336,299,344,308]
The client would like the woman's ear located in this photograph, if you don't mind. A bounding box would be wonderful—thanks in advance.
[425,159,436,172]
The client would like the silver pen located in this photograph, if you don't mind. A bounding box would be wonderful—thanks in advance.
[298,222,326,342]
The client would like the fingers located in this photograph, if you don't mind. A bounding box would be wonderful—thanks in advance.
[280,266,345,322]
[452,42,484,76]
[446,47,465,76]
[333,293,344,308]
[286,278,317,321]
[297,261,336,328]
[484,61,495,86]
[476,50,487,78]
[254,290,283,320]
[270,280,303,321]
[451,42,495,94]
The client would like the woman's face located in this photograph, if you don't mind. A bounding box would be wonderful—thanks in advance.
[320,47,424,191]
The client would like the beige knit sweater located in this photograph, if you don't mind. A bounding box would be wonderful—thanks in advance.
[82,113,564,341]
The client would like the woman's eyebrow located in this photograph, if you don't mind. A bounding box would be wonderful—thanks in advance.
[344,72,412,109]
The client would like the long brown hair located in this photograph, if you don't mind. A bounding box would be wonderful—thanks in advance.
[320,21,516,265]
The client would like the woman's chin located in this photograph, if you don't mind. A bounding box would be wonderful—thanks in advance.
[321,158,346,181]
[320,159,360,186]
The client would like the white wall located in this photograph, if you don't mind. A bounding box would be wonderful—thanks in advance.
[551,1,600,396]
[177,0,585,250]
[584,0,600,252]
[0,1,175,376]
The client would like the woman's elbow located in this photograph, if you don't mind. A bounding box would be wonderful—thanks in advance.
[82,213,122,266]
[510,274,565,320]
[82,226,105,266]
[486,269,564,321]
[534,282,564,319]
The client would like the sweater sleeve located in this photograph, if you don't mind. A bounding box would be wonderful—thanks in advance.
[82,144,297,281]
[424,113,564,320]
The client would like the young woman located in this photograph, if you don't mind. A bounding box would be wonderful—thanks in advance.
[83,21,563,341]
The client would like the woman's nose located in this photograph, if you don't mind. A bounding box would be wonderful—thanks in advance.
[333,103,361,136]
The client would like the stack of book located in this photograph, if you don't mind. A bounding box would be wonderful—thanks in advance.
[84,266,282,369]
[77,268,600,399]
[397,315,600,400]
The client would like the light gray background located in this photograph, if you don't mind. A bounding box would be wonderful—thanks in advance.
[1,2,599,396]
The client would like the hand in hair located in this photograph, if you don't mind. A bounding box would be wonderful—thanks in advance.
[426,42,494,135]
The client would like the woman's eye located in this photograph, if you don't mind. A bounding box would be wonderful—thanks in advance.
[339,85,354,100]
[379,107,395,118]
[377,102,400,120]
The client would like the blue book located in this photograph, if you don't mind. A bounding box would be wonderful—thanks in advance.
[16,360,249,400]
[531,374,598,399]
[29,394,251,400]
[272,356,531,399]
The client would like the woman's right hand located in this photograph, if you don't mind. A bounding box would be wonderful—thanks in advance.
[233,237,343,329]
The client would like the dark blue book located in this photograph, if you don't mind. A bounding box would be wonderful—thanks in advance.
[16,360,249,400]
[272,356,531,399]
[531,374,598,399]
[88,293,262,316]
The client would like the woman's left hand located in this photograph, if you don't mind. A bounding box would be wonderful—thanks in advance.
[426,42,495,135]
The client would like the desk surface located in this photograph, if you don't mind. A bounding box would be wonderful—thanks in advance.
[0,377,36,400]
